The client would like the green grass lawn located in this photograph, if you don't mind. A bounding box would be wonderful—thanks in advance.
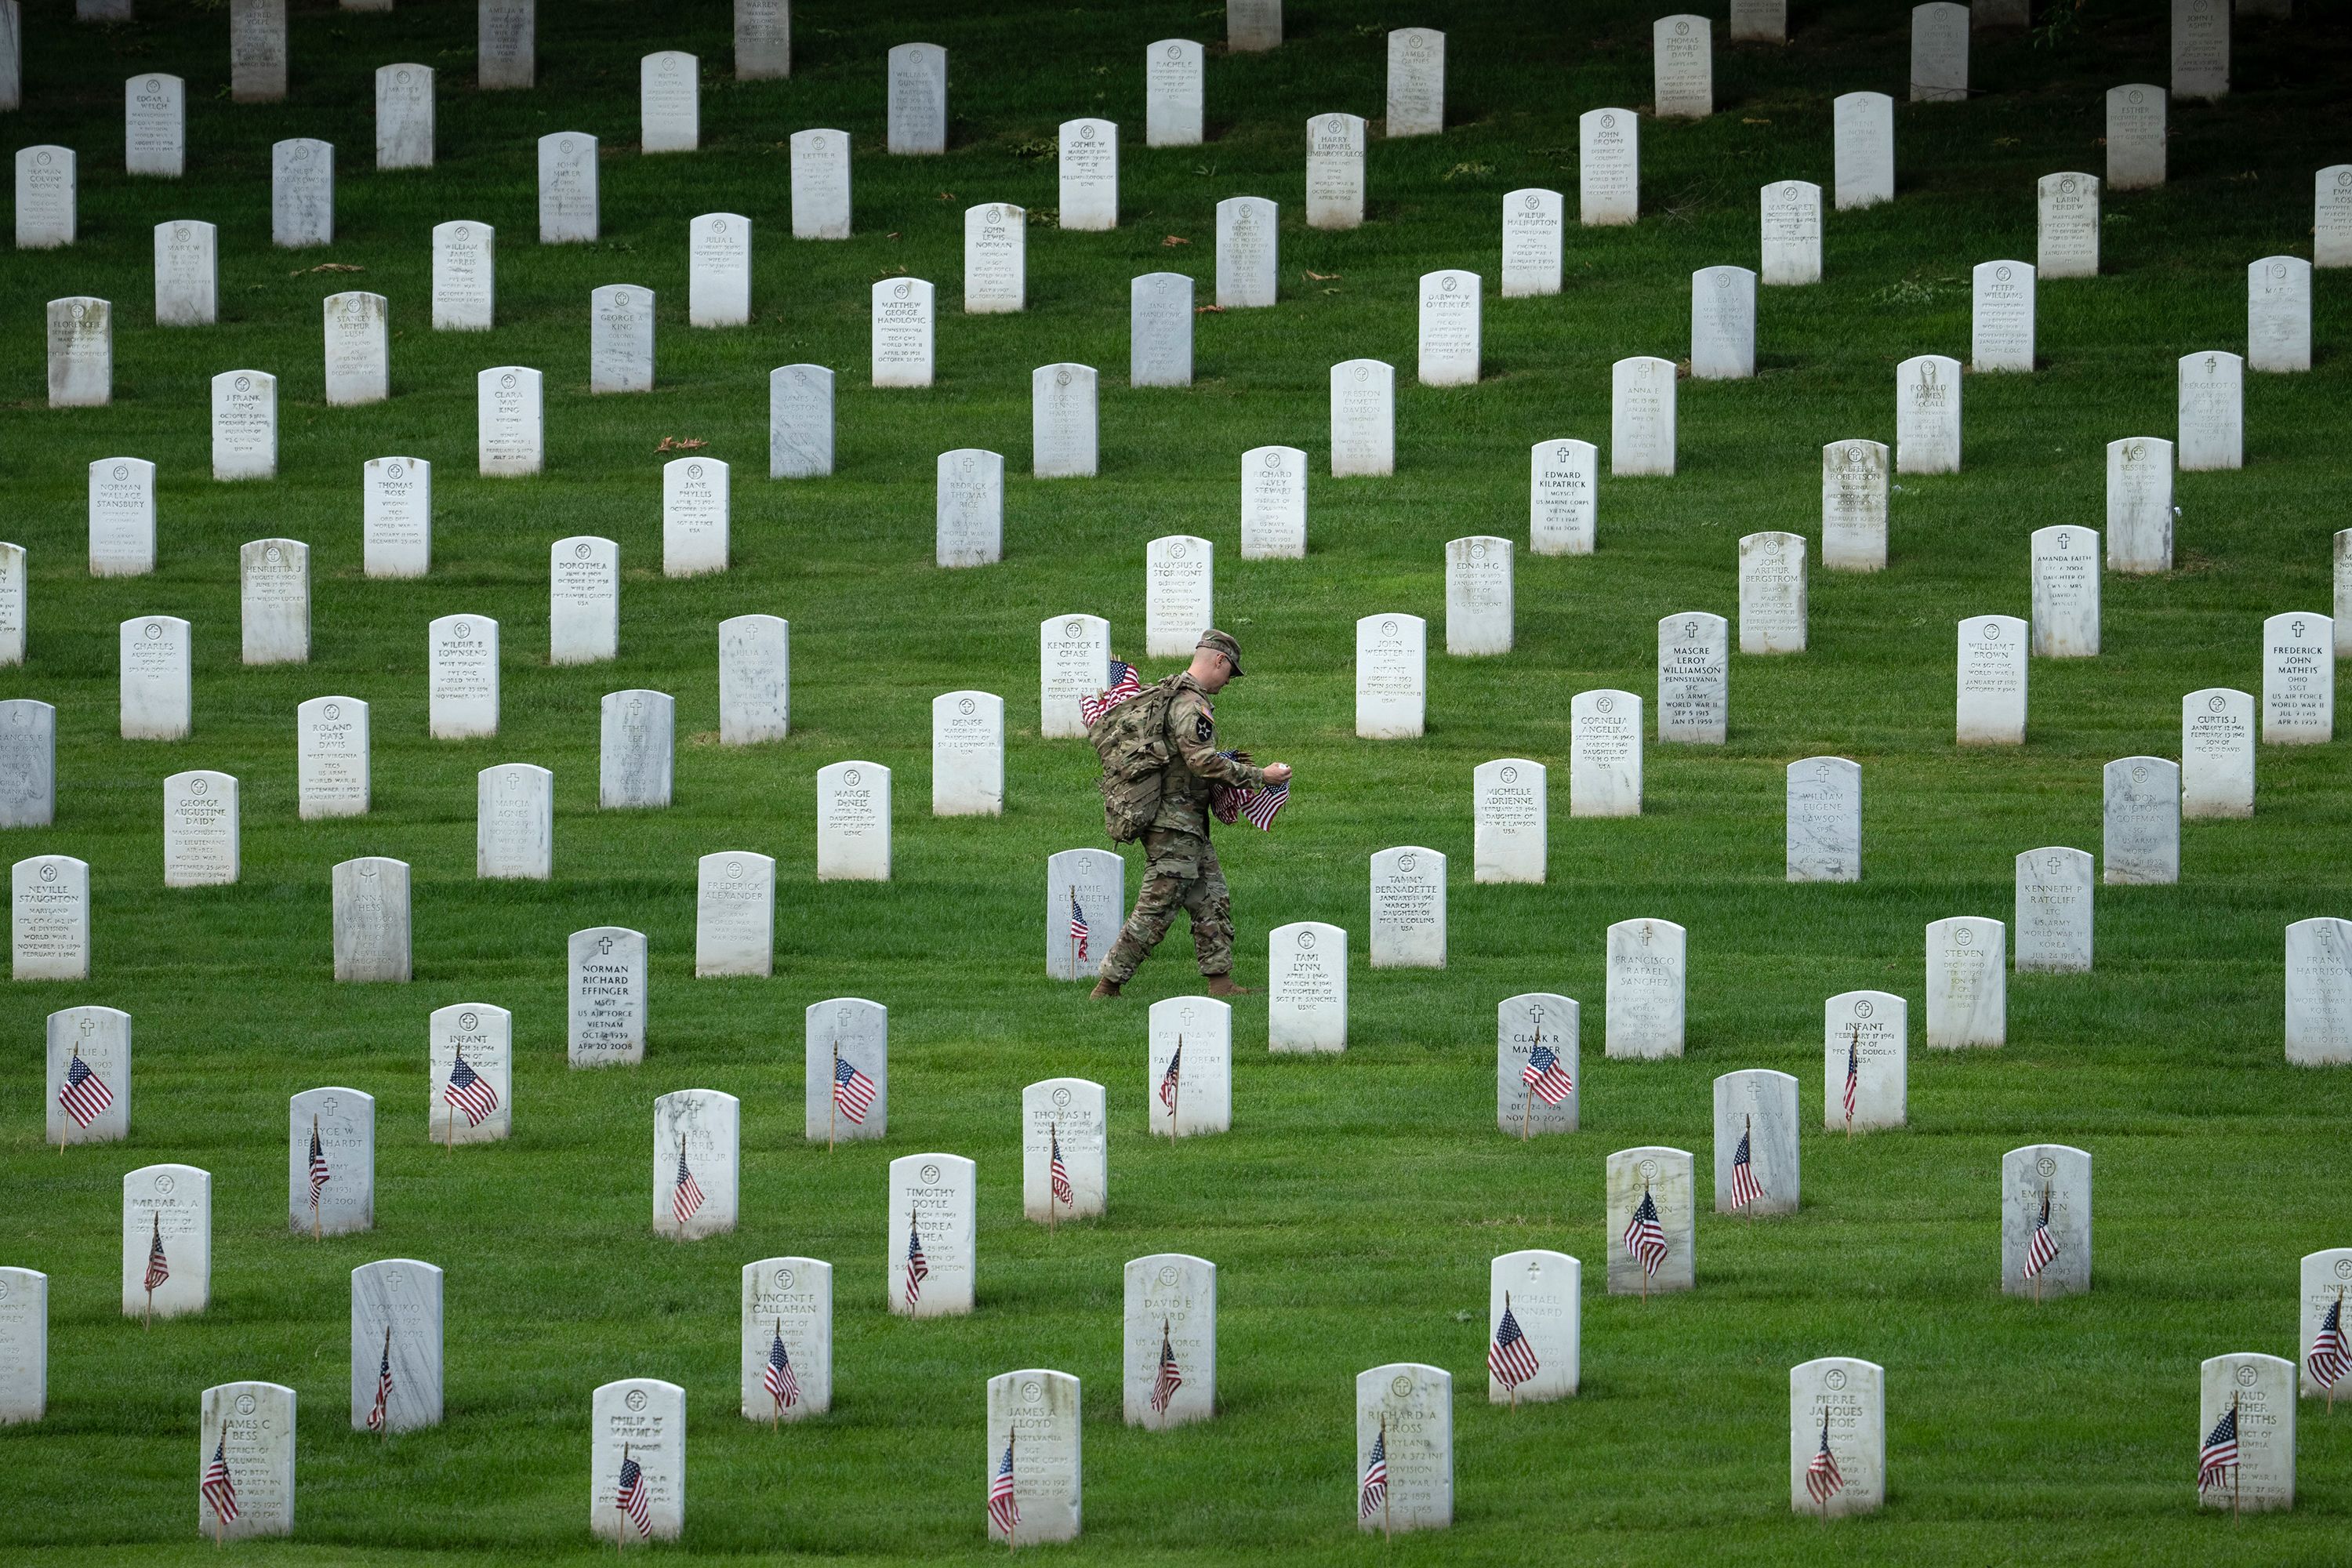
[4,0,2351,1562]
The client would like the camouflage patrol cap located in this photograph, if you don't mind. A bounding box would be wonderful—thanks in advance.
[1196,629,1245,676]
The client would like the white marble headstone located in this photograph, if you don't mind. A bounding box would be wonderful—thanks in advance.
[735,0,790,80]
[2029,525,2098,657]
[1833,91,1894,209]
[333,857,411,982]
[962,201,1025,313]
[88,457,155,575]
[742,1258,830,1421]
[1528,437,1597,556]
[2014,847,2093,973]
[477,367,543,477]
[817,763,891,881]
[1926,914,2006,1044]
[935,449,1004,568]
[2037,172,2099,278]
[1148,996,1230,1136]
[270,138,332,247]
[1971,260,2035,372]
[0,702,44,827]
[1497,993,1577,1135]
[323,291,388,407]
[2262,612,2332,743]
[1956,615,2027,743]
[1058,118,1118,230]
[210,370,278,480]
[589,1379,682,1541]
[986,1370,1081,1543]
[351,1259,441,1432]
[1738,531,1806,652]
[2104,437,2172,572]
[1472,759,1545,884]
[1368,847,1444,969]
[1443,535,1511,656]
[1579,107,1639,225]
[13,145,74,249]
[1606,1146,1694,1292]
[1486,1254,1581,1406]
[1761,180,1822,286]
[2199,1354,2294,1511]
[289,1087,372,1236]
[601,691,674,810]
[804,997,886,1141]
[661,456,727,575]
[1145,39,1203,148]
[13,855,89,980]
[789,129,851,240]
[1355,615,1425,739]
[1356,1364,1450,1533]
[1691,264,1755,379]
[1657,612,1728,743]
[688,212,750,328]
[1501,187,1564,297]
[717,614,789,744]
[1216,195,1277,308]
[1330,359,1394,477]
[1240,446,1305,560]
[2176,350,2242,470]
[1125,1254,1213,1425]
[228,0,287,103]
[1896,354,1962,474]
[46,1004,129,1145]
[2248,256,2311,374]
[768,365,832,477]
[2285,918,2352,1068]
[2180,688,2253,819]
[2301,1248,2352,1393]
[550,536,619,665]
[1229,0,1280,49]
[932,691,1004,817]
[538,132,597,241]
[375,64,434,170]
[119,615,191,740]
[2002,1142,2090,1295]
[1023,1079,1107,1221]
[479,0,536,89]
[1384,27,1444,135]
[592,286,655,394]
[1131,272,1192,387]
[430,1001,512,1141]
[1790,1359,1884,1515]
[1039,614,1111,739]
[653,1089,739,1240]
[1713,1069,1799,1215]
[1787,757,1860,883]
[0,1266,44,1425]
[240,539,308,664]
[1269,922,1346,1053]
[427,615,498,739]
[1653,15,1711,117]
[431,220,495,332]
[2171,0,2229,100]
[1033,364,1098,478]
[568,928,647,1068]
[1305,112,1366,230]
[871,278,935,387]
[641,50,699,154]
[125,1163,209,1318]
[887,42,947,155]
[1825,990,1906,1131]
[1819,439,1889,571]
[1610,355,1676,475]
[2107,85,2165,190]
[44,297,109,408]
[2103,757,2180,884]
[163,769,239,887]
[890,1153,976,1316]
[1911,2,1969,102]
[1606,918,1686,1058]
[2318,165,2352,270]
[154,220,216,325]
[695,852,774,977]
[124,72,184,178]
[1570,690,1642,817]
[1417,269,1480,388]
[198,1381,292,1537]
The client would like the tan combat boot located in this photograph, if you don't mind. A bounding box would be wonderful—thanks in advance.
[1089,978,1122,1000]
[1205,975,1254,997]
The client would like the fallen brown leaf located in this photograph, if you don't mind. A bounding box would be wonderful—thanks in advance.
[289,262,366,277]
[1162,234,1192,246]
[1195,303,1225,314]
[1305,269,1340,281]
[654,436,710,452]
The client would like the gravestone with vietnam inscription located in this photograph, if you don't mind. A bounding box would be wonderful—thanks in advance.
[1473,759,1545,884]
[351,1259,441,1432]
[1530,438,1597,555]
[1368,847,1445,969]
[568,928,646,1068]
[1825,991,1906,1131]
[288,1087,372,1236]
[741,1258,830,1421]
[429,1002,511,1142]
[1269,922,1347,1053]
[1606,919,1686,1058]
[1926,914,2006,1043]
[2014,848,2092,972]
[1125,1254,1214,1425]
[1657,612,1728,743]
[696,852,775,977]
[1356,615,1425,739]
[333,858,410,982]
[804,997,887,1142]
[1497,993,1577,1135]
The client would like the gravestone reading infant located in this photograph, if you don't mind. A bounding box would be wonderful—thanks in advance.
[1825,991,1906,1131]
[429,1002,511,1141]
[1356,615,1425,739]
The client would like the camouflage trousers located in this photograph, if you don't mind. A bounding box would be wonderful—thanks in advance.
[1099,829,1234,983]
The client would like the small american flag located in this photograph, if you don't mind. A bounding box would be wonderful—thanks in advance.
[1210,753,1288,830]
[307,1121,332,1207]
[143,1212,170,1292]
[1078,659,1142,726]
[1048,1123,1073,1207]
[367,1331,393,1432]
[1069,893,1090,964]
[1358,1425,1388,1520]
[1730,1125,1764,1210]
[1521,1042,1573,1107]
[987,1436,1021,1536]
[1805,1411,1845,1504]
[2198,1403,2239,1493]
[1842,1031,1860,1125]
[904,1218,929,1308]
[833,1054,877,1124]
[615,1450,652,1537]
[2024,1189,2059,1279]
[1488,1298,1541,1388]
[763,1322,800,1412]
[1150,1319,1183,1414]
[670,1140,705,1228]
[1158,1040,1183,1112]
[442,1048,499,1127]
[1623,1186,1668,1276]
[57,1051,113,1128]
[202,1432,241,1524]
[2309,1295,2349,1392]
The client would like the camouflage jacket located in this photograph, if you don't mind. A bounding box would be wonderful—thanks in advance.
[1153,673,1267,833]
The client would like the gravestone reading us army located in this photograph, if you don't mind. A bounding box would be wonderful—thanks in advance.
[1657,612,1728,744]
[2015,847,2093,973]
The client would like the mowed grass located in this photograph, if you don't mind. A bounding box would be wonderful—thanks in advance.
[3,0,2351,1563]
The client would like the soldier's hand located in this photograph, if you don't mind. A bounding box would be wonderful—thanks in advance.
[1262,763,1292,786]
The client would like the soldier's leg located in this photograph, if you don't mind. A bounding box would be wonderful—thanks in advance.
[1100,833,1200,983]
[1185,840,1236,977]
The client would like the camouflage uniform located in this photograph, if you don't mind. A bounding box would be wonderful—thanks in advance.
[1098,672,1268,984]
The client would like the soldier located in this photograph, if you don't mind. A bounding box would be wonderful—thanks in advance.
[1091,630,1292,999]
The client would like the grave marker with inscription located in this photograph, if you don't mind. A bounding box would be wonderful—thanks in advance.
[1821,440,1889,571]
[46,1004,129,1146]
[568,928,646,1068]
[197,1381,292,1537]
[1418,270,1481,387]
[1653,16,1711,118]
[2180,688,2253,818]
[2030,526,2099,657]
[818,763,891,881]
[289,1087,372,1236]
[641,51,699,154]
[1473,759,1545,884]
[2286,923,2352,1068]
[1825,991,1906,1131]
[1058,118,1118,230]
[662,458,728,576]
[1580,109,1639,225]
[125,73,183,178]
[1149,996,1231,1136]
[2171,0,2228,100]
[271,139,332,247]
[1738,532,1806,653]
[466,759,549,874]
[229,0,288,103]
[1497,993,1577,1135]
[589,1380,683,1541]
[1606,919,1686,1058]
[154,220,217,325]
[2014,848,2093,972]
[1240,446,1305,559]
[1571,690,1642,817]
[653,1090,739,1240]
[735,0,790,79]
[1386,28,1444,135]
[324,291,389,406]
[1713,1069,1800,1216]
[1356,1365,1450,1533]
[2262,612,2332,744]
[889,1153,976,1316]
[1023,1079,1107,1221]
[2103,757,2180,885]
[1368,848,1445,969]
[1912,2,1968,102]
[2038,172,2100,278]
[1216,196,1277,308]
[2198,1355,2293,1510]
[124,1163,209,1319]
[1305,113,1366,230]
[2248,256,2311,373]
[1833,92,1894,209]
[427,615,498,739]
[432,222,495,332]
[477,368,543,477]
[89,460,154,576]
[376,64,434,171]
[1657,612,1728,743]
[741,1258,830,1421]
[689,213,750,328]
[805,998,887,1142]
[0,1266,45,1425]
[936,450,1004,568]
[1898,355,1962,474]
[1356,615,1425,739]
[2002,1143,2091,1295]
[1956,615,2027,744]
[933,692,1004,817]
[2107,85,2165,190]
[333,858,411,982]
[1131,273,1192,387]
[1330,359,1394,477]
[872,278,935,387]
[987,1370,1082,1542]
[45,298,109,408]
[351,1260,441,1432]
[1606,1146,1694,1292]
[1761,180,1822,285]
[163,770,238,887]
[1926,914,2006,1044]
[240,539,308,665]
[13,855,88,981]
[1269,922,1347,1053]
[1530,438,1597,556]
[696,852,775,977]
[1972,260,2035,372]
[119,616,191,740]
[1034,365,1098,478]
[1444,536,1511,656]
[550,537,619,666]
[429,1002,511,1141]
[1146,41,1204,148]
[1039,615,1110,739]
[964,202,1025,314]
[211,371,277,481]
[14,146,74,249]
[601,691,675,810]
[1789,1359,1884,1516]
[1788,757,1860,883]
[538,133,597,241]
[2176,350,2241,471]
[768,365,832,476]
[1146,536,1213,657]
[790,129,850,239]
[887,43,948,154]
[1611,356,1676,475]
[1501,188,1563,297]
[2106,437,2172,573]
[1125,1254,1214,1425]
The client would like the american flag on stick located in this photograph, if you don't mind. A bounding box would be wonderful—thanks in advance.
[763,1320,800,1417]
[1842,1026,1860,1129]
[615,1444,652,1537]
[670,1138,705,1229]
[1488,1294,1541,1399]
[57,1049,113,1129]
[1158,1037,1183,1121]
[202,1431,241,1529]
[2198,1399,2240,1497]
[2024,1185,2059,1287]
[1805,1410,1845,1509]
[903,1218,930,1309]
[367,1324,394,1432]
[833,1052,877,1124]
[1150,1318,1183,1417]
[1068,891,1090,965]
[143,1210,170,1292]
[1730,1118,1765,1210]
[1048,1123,1073,1209]
[1210,752,1288,830]
[2310,1290,2348,1409]
[307,1118,332,1209]
[442,1047,499,1127]
[1359,1420,1389,1527]
[988,1432,1021,1541]
[1522,1041,1573,1108]
[1623,1185,1668,1282]
[1078,660,1142,726]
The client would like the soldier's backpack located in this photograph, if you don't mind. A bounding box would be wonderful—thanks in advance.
[1087,677,1181,843]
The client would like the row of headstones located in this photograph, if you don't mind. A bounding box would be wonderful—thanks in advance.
[0,1340,2306,1541]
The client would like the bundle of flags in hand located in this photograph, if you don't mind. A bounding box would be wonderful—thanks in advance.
[1076,656,1289,829]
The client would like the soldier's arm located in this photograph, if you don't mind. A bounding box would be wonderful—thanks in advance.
[1168,692,1266,789]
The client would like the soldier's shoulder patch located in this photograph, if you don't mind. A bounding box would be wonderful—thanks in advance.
[1194,710,1214,743]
